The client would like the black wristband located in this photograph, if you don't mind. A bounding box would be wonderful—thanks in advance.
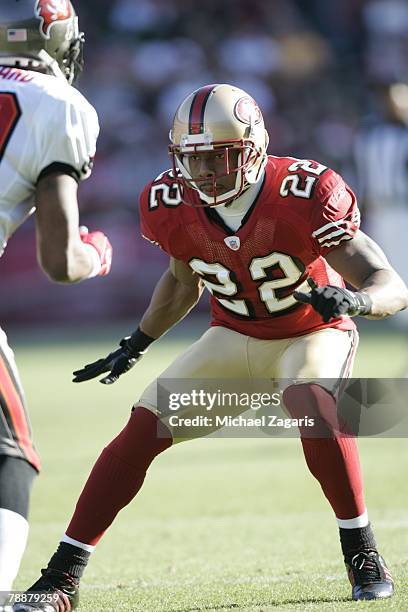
[128,327,155,352]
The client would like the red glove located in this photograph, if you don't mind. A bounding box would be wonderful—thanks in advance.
[79,227,113,277]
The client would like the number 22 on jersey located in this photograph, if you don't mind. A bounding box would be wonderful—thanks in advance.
[189,252,310,316]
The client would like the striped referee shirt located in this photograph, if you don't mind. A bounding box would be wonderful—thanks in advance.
[353,120,408,210]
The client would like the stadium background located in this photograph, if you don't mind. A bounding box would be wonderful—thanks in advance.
[1,0,407,327]
[1,1,408,610]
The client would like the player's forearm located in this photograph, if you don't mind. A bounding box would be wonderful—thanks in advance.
[359,269,408,318]
[36,174,112,282]
[140,269,203,338]
[38,240,98,283]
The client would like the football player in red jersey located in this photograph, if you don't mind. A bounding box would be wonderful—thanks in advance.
[16,84,408,611]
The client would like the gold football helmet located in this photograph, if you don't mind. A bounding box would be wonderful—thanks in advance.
[169,83,269,207]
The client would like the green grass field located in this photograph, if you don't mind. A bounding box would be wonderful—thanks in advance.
[10,323,408,611]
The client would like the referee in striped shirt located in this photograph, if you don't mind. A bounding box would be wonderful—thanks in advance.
[353,81,408,328]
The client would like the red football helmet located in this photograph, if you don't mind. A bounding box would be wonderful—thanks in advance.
[169,83,269,207]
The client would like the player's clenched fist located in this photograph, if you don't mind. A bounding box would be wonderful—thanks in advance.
[294,285,372,323]
[79,226,113,277]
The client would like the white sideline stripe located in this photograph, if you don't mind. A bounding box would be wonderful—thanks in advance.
[319,233,354,249]
[336,510,368,529]
[61,534,95,553]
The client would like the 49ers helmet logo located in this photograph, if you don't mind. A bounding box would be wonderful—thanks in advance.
[234,96,262,125]
[35,0,73,39]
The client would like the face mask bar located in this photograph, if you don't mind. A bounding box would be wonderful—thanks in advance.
[168,139,262,207]
[63,31,85,84]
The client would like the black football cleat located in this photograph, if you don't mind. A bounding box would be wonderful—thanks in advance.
[12,568,79,611]
[345,550,394,600]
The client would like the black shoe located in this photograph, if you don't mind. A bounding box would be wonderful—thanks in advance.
[12,568,79,611]
[345,550,394,600]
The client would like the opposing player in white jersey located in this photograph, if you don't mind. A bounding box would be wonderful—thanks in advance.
[0,0,112,597]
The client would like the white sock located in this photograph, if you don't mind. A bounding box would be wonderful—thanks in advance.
[61,533,95,553]
[0,508,29,591]
[336,509,369,529]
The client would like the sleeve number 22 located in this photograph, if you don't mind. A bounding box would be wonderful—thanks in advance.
[279,159,327,199]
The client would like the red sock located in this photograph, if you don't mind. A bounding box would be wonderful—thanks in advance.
[66,407,172,545]
[283,384,366,520]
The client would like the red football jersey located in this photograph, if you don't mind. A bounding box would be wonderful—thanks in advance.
[139,156,360,339]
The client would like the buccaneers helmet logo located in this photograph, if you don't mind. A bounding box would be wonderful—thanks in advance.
[35,0,73,39]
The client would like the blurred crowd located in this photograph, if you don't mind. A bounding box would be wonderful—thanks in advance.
[76,0,408,211]
[1,0,408,325]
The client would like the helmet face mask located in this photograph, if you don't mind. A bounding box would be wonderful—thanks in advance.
[0,0,84,84]
[62,25,85,84]
[170,139,263,207]
[169,84,269,207]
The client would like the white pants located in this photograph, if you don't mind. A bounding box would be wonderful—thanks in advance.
[138,326,358,422]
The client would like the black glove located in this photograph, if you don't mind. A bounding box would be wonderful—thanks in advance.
[293,285,372,323]
[73,327,155,385]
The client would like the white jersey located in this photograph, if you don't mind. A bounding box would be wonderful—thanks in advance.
[0,66,99,257]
